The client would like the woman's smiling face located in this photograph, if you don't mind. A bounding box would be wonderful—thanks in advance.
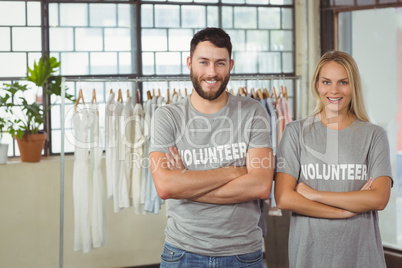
[316,61,352,117]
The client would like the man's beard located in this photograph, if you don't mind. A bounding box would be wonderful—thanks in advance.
[190,70,230,101]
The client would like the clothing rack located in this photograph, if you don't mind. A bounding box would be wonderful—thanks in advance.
[61,75,300,82]
[58,74,300,268]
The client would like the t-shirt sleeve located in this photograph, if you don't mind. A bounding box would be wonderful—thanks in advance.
[247,103,272,149]
[148,107,176,155]
[276,122,300,181]
[368,127,393,185]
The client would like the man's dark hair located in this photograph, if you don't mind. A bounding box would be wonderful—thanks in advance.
[190,27,232,58]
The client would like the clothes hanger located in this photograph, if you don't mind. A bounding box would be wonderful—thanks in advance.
[91,88,97,104]
[158,88,161,97]
[110,88,113,94]
[280,85,285,99]
[147,90,152,100]
[117,88,123,103]
[127,89,130,98]
[285,86,288,100]
[166,88,170,104]
[263,88,269,99]
[251,88,256,98]
[257,88,264,100]
[185,88,188,96]
[152,88,155,97]
[173,88,177,96]
[136,89,141,104]
[74,89,85,111]
[272,86,278,103]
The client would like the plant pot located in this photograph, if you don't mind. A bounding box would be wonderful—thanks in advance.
[0,143,8,164]
[15,133,47,162]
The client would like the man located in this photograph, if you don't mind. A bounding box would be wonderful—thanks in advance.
[149,27,274,268]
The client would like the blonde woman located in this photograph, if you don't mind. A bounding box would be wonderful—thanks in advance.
[275,51,393,268]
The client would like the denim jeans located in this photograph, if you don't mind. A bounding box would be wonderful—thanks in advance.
[160,242,264,268]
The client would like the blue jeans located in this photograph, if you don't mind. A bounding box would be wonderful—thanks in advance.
[160,242,264,268]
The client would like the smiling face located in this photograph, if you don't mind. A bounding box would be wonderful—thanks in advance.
[316,61,353,117]
[187,41,234,101]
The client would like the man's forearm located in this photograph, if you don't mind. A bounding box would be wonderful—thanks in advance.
[190,170,273,204]
[150,152,248,200]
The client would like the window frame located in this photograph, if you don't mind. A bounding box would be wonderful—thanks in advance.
[319,0,402,257]
[0,0,296,157]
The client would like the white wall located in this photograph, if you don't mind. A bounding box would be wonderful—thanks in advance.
[0,156,167,268]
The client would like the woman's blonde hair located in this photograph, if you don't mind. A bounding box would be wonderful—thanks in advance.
[311,50,370,122]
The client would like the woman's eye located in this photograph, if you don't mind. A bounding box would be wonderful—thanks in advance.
[323,81,330,85]
[340,81,348,85]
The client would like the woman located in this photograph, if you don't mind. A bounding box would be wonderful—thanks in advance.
[274,51,393,268]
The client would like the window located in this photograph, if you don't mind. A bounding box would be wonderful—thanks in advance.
[336,2,402,252]
[0,0,295,156]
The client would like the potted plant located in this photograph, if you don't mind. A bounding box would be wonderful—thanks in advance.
[0,117,10,164]
[0,56,74,162]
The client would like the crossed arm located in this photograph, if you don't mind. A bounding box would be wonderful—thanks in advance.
[274,172,392,219]
[149,146,274,204]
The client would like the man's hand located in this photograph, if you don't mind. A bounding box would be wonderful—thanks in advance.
[165,147,186,171]
[360,177,373,191]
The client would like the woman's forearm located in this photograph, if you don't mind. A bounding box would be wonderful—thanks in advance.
[297,177,392,213]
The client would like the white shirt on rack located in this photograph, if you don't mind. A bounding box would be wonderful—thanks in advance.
[132,102,146,215]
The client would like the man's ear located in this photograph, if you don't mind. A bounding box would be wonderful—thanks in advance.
[186,56,192,70]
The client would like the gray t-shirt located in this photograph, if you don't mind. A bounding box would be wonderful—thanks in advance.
[149,93,272,256]
[277,116,393,268]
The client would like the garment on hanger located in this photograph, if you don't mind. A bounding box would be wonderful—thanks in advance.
[132,102,146,215]
[283,97,292,125]
[144,95,163,214]
[117,96,133,209]
[171,93,179,103]
[112,99,124,213]
[89,102,107,248]
[265,97,278,156]
[72,107,91,253]
[276,97,284,145]
[157,95,165,106]
[105,92,116,199]
[141,98,152,209]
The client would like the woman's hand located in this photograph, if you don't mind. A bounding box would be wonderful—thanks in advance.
[295,182,317,201]
[296,176,373,201]
[295,182,358,218]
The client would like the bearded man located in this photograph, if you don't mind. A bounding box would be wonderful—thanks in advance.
[149,27,274,268]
